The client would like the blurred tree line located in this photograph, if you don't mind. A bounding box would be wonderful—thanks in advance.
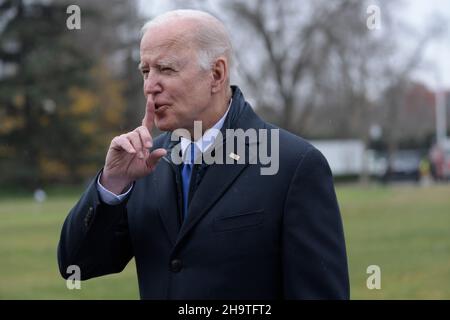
[176,0,448,180]
[0,0,448,187]
[0,0,145,188]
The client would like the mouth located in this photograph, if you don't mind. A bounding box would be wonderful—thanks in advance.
[155,104,169,113]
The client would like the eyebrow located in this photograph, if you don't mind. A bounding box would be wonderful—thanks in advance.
[158,57,179,67]
[138,35,189,71]
[138,56,182,71]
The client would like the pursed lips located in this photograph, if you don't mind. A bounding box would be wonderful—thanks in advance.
[155,103,170,112]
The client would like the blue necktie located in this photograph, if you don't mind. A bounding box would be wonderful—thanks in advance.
[181,143,195,218]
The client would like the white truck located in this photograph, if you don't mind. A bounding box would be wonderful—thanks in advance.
[310,139,386,177]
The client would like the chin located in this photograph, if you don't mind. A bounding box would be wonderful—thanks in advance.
[155,118,177,133]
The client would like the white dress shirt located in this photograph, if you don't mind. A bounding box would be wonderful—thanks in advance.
[97,99,232,205]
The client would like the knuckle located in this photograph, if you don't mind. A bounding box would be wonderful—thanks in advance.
[127,132,138,141]
[112,136,123,145]
[138,126,150,137]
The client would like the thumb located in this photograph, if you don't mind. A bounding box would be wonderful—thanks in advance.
[146,148,167,169]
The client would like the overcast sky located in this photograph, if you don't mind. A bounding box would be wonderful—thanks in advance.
[401,0,450,90]
[138,0,450,90]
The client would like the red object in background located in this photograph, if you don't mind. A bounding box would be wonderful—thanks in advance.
[430,142,450,180]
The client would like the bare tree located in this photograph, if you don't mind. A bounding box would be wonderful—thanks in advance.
[224,0,369,133]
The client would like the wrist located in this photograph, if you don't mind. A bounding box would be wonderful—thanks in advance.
[100,171,131,195]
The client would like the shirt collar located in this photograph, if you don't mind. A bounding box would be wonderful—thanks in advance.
[180,98,232,161]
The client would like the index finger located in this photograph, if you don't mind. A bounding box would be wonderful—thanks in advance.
[142,97,155,130]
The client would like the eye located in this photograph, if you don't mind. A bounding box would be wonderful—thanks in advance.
[141,69,149,78]
[159,65,175,74]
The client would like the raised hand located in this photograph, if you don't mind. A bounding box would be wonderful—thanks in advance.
[100,99,167,194]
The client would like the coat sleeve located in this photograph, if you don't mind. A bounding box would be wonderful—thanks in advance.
[57,170,133,280]
[282,147,350,299]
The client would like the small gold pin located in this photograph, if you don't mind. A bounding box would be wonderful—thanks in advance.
[229,152,240,161]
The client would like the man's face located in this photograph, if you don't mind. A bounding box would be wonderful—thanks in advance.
[139,22,213,133]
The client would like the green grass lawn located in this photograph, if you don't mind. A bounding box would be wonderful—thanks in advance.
[0,184,449,299]
[337,184,450,299]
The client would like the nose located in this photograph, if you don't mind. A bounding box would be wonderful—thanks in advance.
[143,70,163,97]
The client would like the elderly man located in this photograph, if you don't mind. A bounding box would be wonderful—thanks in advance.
[58,9,349,299]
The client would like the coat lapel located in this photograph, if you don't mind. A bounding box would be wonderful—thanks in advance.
[176,111,263,244]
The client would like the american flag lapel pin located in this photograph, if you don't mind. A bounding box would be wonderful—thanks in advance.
[229,152,240,161]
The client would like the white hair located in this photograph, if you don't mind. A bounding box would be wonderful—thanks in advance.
[141,9,233,72]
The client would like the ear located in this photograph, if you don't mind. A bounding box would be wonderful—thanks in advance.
[210,57,228,93]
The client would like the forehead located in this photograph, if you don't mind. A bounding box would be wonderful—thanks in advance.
[140,25,194,64]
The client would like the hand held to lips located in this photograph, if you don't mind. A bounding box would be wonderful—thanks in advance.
[100,99,167,194]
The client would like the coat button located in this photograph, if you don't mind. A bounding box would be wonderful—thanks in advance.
[170,259,183,273]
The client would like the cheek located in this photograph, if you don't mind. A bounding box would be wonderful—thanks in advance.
[181,70,211,93]
[171,82,197,106]
[169,73,212,112]
[185,77,211,101]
